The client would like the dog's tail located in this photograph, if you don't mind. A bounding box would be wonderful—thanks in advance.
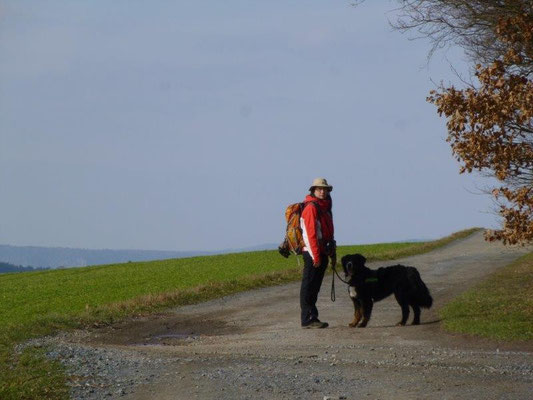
[408,268,433,308]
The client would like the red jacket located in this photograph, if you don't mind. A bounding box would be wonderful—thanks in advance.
[300,194,334,264]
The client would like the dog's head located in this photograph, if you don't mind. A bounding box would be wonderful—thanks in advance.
[341,253,367,280]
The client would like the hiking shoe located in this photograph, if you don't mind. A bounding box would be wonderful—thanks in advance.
[302,320,329,329]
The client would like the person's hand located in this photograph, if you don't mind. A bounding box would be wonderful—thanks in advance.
[313,258,321,268]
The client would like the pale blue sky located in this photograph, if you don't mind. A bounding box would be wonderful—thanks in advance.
[0,1,497,251]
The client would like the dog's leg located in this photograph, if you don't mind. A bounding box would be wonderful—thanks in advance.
[350,307,362,328]
[348,288,363,327]
[397,302,409,326]
[412,305,421,325]
[349,298,362,327]
[358,299,372,328]
[394,293,409,326]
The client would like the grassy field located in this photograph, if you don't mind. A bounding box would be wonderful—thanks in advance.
[0,228,478,399]
[440,251,533,341]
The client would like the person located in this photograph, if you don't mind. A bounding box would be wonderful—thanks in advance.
[300,177,336,329]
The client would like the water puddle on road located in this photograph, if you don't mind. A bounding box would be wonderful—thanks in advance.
[88,311,243,347]
[144,332,201,346]
[153,333,196,340]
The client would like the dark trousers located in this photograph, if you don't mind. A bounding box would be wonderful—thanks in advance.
[300,251,328,325]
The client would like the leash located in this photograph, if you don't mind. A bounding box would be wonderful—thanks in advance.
[330,262,350,302]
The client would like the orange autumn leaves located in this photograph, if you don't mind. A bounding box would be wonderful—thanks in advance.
[428,14,533,245]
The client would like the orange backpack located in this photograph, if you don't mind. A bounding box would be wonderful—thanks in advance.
[278,201,317,258]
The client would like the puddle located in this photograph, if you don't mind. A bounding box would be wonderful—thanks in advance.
[152,333,198,340]
[144,332,201,345]
[88,311,243,346]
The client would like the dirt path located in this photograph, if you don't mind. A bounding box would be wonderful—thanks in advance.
[54,231,532,399]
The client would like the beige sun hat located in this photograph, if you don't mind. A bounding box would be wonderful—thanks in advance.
[309,177,333,192]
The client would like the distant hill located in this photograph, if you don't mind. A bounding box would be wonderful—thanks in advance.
[0,244,212,269]
[0,243,279,270]
[218,243,278,252]
[0,261,49,274]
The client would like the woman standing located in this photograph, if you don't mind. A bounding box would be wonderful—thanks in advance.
[300,178,336,328]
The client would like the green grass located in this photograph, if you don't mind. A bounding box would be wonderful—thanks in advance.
[440,252,533,341]
[339,227,480,261]
[0,228,479,399]
[0,347,68,400]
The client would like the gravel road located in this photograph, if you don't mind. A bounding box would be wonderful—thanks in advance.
[31,231,532,399]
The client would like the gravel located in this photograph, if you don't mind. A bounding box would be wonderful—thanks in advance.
[18,232,533,399]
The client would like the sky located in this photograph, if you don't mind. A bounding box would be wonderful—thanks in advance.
[0,0,499,252]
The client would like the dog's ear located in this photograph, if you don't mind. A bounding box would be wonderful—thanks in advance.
[353,254,366,267]
[341,255,348,266]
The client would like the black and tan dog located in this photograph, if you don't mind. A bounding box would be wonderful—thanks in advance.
[341,254,433,327]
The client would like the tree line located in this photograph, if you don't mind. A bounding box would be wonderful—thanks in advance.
[0,262,50,274]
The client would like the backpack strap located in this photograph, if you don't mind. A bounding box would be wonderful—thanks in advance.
[304,200,320,216]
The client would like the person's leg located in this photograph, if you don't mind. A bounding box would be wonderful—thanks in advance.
[300,252,315,325]
[308,255,328,319]
[300,252,328,325]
